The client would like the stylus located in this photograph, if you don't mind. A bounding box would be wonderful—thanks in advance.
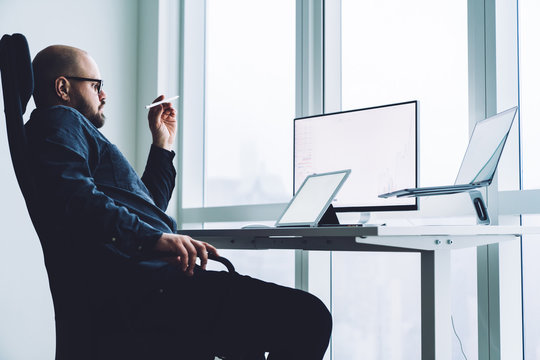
[145,95,180,109]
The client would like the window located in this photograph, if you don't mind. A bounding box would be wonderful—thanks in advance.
[180,1,532,358]
[520,0,540,190]
[205,0,295,207]
[333,1,471,358]
[518,1,540,358]
[181,0,296,287]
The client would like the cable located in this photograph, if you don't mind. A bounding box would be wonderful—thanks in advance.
[451,315,469,360]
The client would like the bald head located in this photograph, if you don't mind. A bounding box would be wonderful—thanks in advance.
[32,45,88,107]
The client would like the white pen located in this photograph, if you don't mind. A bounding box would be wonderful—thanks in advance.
[145,95,180,109]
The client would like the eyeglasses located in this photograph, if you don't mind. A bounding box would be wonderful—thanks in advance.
[65,76,104,94]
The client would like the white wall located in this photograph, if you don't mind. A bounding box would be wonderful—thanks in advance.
[0,1,142,358]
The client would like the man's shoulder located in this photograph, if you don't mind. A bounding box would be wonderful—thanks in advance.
[27,106,107,151]
[29,105,86,128]
[28,105,104,139]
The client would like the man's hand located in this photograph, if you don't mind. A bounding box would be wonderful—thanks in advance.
[154,233,219,276]
[148,95,177,151]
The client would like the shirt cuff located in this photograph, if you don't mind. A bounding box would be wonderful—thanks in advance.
[139,230,163,254]
[109,228,163,258]
[150,144,175,161]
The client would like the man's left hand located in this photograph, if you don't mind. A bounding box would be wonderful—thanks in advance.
[148,94,177,151]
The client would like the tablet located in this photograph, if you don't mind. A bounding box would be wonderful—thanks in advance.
[275,170,351,227]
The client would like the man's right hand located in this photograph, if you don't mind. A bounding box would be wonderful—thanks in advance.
[147,95,177,151]
[154,233,219,276]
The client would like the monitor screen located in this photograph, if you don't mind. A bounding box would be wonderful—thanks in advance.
[294,101,418,212]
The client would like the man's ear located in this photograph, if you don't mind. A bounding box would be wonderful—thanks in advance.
[54,77,70,102]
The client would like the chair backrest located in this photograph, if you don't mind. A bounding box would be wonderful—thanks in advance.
[0,33,38,215]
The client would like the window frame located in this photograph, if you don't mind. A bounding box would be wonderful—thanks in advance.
[177,0,529,359]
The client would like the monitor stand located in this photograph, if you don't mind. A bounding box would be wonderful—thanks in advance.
[357,212,371,225]
[317,206,373,227]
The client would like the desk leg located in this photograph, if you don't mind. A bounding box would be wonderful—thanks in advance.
[477,243,500,360]
[421,250,452,360]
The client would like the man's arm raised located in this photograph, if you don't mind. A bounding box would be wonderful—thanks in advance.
[141,95,178,210]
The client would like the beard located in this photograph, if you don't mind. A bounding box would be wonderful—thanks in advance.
[88,104,106,129]
[74,96,106,129]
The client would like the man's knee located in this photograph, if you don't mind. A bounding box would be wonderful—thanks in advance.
[313,294,333,338]
[296,290,333,339]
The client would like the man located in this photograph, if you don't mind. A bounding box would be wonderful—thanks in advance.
[27,45,332,360]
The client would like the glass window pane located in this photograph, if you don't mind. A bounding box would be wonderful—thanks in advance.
[338,1,471,359]
[342,0,469,187]
[522,216,540,360]
[520,0,540,189]
[520,3,540,359]
[450,248,479,360]
[331,252,421,359]
[205,0,295,207]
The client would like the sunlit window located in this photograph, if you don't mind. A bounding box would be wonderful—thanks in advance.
[518,1,540,359]
[205,0,295,207]
[335,1,471,358]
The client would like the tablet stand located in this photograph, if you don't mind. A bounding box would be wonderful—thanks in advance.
[317,204,340,226]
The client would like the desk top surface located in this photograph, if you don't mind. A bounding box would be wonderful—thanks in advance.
[180,225,536,251]
[180,225,537,237]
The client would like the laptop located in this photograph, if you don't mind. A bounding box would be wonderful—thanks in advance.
[379,106,518,198]
[275,169,350,227]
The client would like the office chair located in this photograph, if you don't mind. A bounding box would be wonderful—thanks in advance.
[0,33,238,360]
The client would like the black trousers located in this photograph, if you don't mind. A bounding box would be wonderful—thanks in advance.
[124,267,333,360]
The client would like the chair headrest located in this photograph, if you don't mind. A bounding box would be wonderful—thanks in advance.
[0,33,34,114]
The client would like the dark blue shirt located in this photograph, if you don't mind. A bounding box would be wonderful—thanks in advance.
[25,106,177,276]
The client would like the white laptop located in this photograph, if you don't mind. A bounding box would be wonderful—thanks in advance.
[275,170,350,227]
[379,106,518,198]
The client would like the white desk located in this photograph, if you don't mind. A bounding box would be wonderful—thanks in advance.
[181,225,531,360]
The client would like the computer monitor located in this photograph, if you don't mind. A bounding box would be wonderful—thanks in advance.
[294,100,418,212]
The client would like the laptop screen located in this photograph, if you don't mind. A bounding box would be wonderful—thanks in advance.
[454,107,517,185]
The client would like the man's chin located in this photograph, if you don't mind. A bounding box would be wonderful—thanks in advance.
[90,113,106,129]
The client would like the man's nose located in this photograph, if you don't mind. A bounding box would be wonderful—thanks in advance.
[99,90,107,101]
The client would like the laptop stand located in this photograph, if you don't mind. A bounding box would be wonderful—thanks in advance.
[469,190,490,225]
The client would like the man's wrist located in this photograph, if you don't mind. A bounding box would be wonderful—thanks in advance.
[152,141,172,152]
